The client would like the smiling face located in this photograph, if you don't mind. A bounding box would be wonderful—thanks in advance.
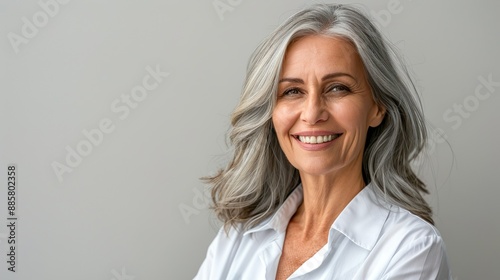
[272,35,385,179]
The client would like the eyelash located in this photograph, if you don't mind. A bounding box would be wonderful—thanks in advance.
[282,84,351,96]
[282,88,301,96]
[328,84,351,93]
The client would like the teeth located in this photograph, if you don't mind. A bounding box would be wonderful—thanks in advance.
[298,134,339,144]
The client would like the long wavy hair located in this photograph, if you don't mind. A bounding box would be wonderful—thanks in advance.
[204,3,432,231]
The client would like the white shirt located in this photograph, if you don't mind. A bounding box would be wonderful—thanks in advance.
[194,183,452,279]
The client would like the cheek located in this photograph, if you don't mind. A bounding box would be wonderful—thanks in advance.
[333,102,370,130]
[272,104,295,135]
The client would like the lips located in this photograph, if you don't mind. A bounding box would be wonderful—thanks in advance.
[299,134,340,144]
[293,132,343,144]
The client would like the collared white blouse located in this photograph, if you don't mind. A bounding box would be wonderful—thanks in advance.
[194,184,452,279]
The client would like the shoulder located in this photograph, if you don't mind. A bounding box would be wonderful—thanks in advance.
[350,185,452,279]
[194,225,244,279]
[335,184,442,251]
[205,224,246,256]
[383,205,441,240]
[375,206,452,279]
[194,223,272,280]
[358,184,444,245]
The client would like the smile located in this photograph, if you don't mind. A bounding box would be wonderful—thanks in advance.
[296,134,341,144]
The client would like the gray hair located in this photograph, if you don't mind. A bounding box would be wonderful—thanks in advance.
[205,3,432,231]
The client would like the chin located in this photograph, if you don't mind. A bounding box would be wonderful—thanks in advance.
[294,162,339,177]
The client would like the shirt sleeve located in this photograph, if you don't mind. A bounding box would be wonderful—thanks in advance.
[193,229,219,280]
[381,235,452,280]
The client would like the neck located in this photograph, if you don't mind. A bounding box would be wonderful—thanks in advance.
[292,171,366,236]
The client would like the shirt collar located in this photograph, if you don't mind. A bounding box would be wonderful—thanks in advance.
[243,183,391,251]
[331,183,391,250]
[243,184,303,236]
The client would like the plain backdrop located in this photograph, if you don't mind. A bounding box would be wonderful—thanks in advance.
[1,0,499,279]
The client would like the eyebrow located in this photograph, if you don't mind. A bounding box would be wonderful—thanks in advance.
[278,72,356,83]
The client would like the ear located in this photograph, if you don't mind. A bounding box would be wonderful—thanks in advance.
[368,103,386,128]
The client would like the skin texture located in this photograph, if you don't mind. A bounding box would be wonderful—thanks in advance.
[273,35,385,280]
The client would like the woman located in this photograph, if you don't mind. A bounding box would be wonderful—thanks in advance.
[195,4,451,280]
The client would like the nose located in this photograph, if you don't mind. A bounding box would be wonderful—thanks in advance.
[301,92,328,125]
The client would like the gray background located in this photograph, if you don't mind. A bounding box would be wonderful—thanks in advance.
[0,0,498,279]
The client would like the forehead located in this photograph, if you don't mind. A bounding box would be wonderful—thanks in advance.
[280,35,364,76]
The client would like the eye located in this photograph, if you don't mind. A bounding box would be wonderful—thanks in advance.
[282,87,302,96]
[326,84,351,93]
